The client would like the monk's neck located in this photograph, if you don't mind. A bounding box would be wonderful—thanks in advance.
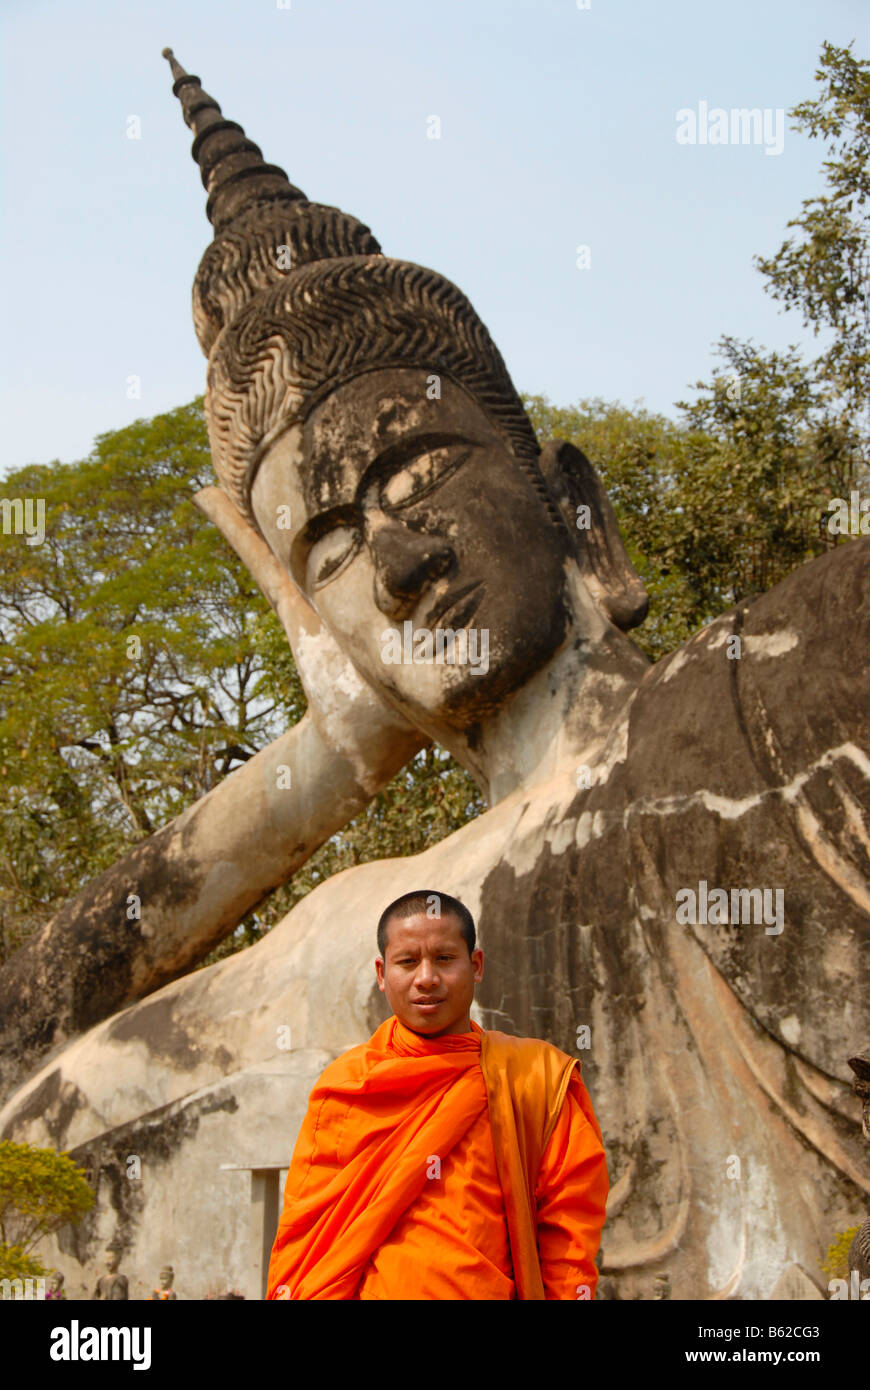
[399,1017,473,1038]
[436,569,650,805]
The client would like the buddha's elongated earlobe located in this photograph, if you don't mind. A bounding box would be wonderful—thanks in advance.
[538,439,649,631]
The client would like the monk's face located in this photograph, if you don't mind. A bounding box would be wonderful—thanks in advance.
[250,369,571,729]
[375,910,484,1037]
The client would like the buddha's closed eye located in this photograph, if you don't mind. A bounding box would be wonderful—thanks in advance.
[307,442,474,590]
[308,526,360,589]
[379,443,473,509]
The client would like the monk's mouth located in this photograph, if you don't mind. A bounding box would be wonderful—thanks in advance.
[412,1000,445,1010]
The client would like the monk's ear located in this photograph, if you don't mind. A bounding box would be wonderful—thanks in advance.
[537,438,649,632]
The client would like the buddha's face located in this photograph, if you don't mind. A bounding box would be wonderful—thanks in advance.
[250,370,571,729]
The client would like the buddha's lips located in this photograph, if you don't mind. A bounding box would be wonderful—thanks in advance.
[421,581,483,631]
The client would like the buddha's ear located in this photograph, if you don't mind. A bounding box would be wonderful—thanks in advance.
[537,438,649,632]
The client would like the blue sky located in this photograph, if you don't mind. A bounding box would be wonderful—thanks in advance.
[1,0,867,477]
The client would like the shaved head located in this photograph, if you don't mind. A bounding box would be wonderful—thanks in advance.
[377,890,475,960]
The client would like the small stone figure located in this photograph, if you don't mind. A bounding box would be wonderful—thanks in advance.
[149,1265,178,1300]
[92,1245,128,1300]
[46,1271,66,1300]
[847,1048,870,1283]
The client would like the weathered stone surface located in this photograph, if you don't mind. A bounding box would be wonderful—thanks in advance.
[767,1264,826,1300]
[0,704,424,1100]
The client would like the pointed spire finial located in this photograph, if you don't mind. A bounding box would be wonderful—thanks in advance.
[161,47,185,83]
[161,46,306,230]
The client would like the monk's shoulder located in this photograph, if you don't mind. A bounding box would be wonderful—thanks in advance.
[312,1041,371,1091]
[481,1029,577,1085]
[317,1049,362,1082]
[311,1020,394,1092]
[482,1029,571,1060]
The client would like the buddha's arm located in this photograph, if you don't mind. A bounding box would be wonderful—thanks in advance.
[0,703,426,1099]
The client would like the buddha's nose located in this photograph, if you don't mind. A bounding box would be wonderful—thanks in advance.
[368,517,454,620]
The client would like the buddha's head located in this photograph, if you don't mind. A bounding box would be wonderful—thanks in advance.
[165,49,647,734]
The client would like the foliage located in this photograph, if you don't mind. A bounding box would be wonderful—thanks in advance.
[526,353,855,662]
[820,1225,860,1281]
[754,41,870,435]
[0,1141,93,1259]
[0,400,303,959]
[0,1242,47,1283]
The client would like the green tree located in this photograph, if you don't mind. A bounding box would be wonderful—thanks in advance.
[0,1140,93,1279]
[755,41,870,438]
[0,1241,46,1283]
[821,1225,860,1282]
[0,399,304,960]
[675,337,853,595]
[524,44,870,658]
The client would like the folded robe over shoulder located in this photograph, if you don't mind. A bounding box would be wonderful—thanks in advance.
[267,1017,608,1301]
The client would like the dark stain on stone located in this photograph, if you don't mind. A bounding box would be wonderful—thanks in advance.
[107,993,202,1069]
[1,1068,87,1148]
[59,1083,240,1271]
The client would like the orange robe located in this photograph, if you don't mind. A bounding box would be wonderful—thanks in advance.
[267,1017,608,1300]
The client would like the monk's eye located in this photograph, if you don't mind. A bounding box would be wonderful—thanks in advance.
[380,444,473,511]
[307,526,360,589]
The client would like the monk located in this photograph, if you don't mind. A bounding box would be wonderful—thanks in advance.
[267,890,608,1301]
